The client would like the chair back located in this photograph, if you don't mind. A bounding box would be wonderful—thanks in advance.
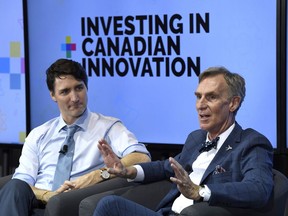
[272,169,288,216]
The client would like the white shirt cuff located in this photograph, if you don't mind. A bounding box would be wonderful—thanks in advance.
[127,165,145,182]
[199,185,211,201]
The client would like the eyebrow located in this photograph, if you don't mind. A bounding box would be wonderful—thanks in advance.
[194,91,215,95]
[75,83,84,88]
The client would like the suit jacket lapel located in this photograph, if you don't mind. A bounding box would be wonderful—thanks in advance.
[182,130,207,171]
[200,122,242,184]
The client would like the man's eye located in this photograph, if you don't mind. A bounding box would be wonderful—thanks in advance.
[76,86,84,91]
[207,95,216,100]
[60,90,69,95]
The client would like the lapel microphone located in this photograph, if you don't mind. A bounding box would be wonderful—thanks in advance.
[59,145,68,154]
[199,137,220,153]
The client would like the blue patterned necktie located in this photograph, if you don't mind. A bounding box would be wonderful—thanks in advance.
[52,125,78,190]
[199,137,220,153]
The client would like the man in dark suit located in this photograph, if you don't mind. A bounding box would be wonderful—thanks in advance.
[93,66,274,216]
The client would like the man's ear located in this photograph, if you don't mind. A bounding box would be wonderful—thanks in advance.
[50,91,57,102]
[229,96,241,112]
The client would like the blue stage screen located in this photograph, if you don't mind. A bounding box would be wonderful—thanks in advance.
[0,0,27,144]
[27,0,277,146]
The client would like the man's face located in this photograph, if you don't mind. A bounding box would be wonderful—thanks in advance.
[195,74,237,138]
[50,75,87,125]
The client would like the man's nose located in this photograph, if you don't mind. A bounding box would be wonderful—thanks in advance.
[70,91,79,102]
[197,98,207,109]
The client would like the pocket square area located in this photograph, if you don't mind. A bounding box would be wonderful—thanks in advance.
[214,165,226,174]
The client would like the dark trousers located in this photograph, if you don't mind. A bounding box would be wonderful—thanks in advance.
[0,179,45,216]
[93,194,273,216]
[93,195,163,216]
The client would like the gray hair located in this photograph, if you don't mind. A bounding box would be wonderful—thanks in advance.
[199,66,246,114]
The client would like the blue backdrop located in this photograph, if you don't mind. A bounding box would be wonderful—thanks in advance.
[27,0,276,146]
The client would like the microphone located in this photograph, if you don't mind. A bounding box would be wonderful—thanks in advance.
[59,145,68,154]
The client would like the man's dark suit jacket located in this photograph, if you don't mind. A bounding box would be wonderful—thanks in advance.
[139,122,274,214]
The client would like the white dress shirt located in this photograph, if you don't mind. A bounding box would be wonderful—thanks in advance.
[13,108,150,190]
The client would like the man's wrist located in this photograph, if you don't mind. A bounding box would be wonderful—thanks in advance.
[100,168,111,180]
[197,185,205,201]
[198,184,213,201]
[126,166,138,179]
[41,191,50,204]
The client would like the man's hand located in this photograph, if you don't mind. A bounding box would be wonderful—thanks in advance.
[41,191,58,204]
[32,186,59,204]
[107,161,137,179]
[98,139,138,179]
[98,139,121,168]
[62,170,104,190]
[169,157,202,201]
[55,180,78,191]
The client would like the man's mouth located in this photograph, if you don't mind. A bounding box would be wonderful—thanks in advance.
[70,103,82,109]
[199,113,210,121]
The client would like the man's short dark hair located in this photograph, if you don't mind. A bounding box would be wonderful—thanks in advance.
[46,59,88,93]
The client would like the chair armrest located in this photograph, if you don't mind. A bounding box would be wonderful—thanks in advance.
[44,177,136,216]
[79,186,135,216]
[120,179,172,210]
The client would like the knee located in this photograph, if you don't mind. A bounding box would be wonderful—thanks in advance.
[0,179,35,214]
[94,195,120,216]
[1,179,31,197]
[97,195,119,208]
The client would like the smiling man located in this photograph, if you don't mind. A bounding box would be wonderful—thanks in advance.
[93,66,274,216]
[0,59,151,216]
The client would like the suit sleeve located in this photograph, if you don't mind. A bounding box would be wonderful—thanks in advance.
[139,130,205,183]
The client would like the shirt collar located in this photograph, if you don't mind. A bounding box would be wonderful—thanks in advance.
[206,122,235,150]
[56,108,91,133]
